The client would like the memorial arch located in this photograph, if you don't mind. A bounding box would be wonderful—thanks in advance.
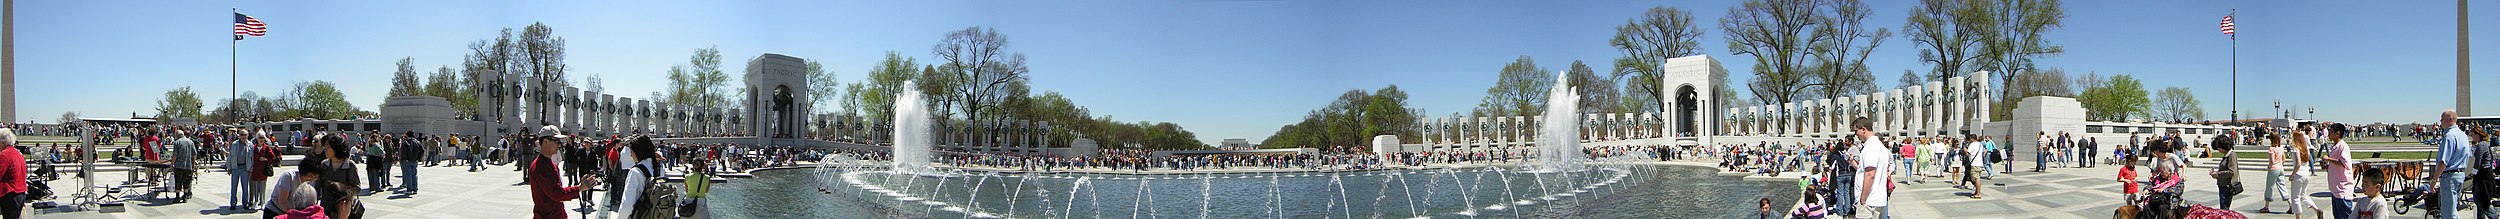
[1659,55,1723,145]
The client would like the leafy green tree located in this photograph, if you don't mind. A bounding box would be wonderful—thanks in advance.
[2077,73,2147,121]
[389,57,420,97]
[1611,6,1714,113]
[293,81,358,120]
[1262,85,1421,151]
[425,65,471,117]
[157,86,203,119]
[804,59,842,116]
[2150,86,2204,123]
[1476,56,1550,117]
[663,46,733,109]
[854,51,918,122]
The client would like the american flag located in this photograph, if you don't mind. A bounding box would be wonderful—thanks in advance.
[234,12,266,40]
[2219,15,2235,37]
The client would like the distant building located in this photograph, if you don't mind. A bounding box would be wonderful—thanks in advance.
[1220,138,1251,150]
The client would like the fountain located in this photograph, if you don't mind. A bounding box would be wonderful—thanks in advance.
[702,74,1800,218]
[891,80,937,176]
[1536,70,1585,172]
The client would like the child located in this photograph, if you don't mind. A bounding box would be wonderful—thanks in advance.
[2118,155,2140,202]
[1790,191,1826,219]
[2354,167,2390,219]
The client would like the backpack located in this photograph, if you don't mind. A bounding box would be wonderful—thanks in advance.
[630,162,681,219]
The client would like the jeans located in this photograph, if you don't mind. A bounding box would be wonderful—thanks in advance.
[400,161,419,193]
[229,165,248,208]
[2332,197,2352,219]
[1831,175,1856,217]
[246,178,263,210]
[2443,173,2466,219]
[1981,157,1996,178]
[467,151,484,171]
[1901,159,1918,180]
[2034,151,2047,171]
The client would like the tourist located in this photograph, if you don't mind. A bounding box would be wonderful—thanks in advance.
[2474,125,2498,219]
[2117,153,2138,203]
[364,134,390,194]
[265,157,322,218]
[1757,197,1775,219]
[2260,129,2287,214]
[2084,137,2099,167]
[227,128,256,210]
[2035,132,2048,172]
[315,134,364,219]
[468,135,487,172]
[616,136,660,218]
[684,155,713,218]
[397,133,422,195]
[2323,123,2357,219]
[530,126,598,219]
[1826,134,1857,217]
[1898,139,1918,183]
[1851,117,1891,219]
[2434,110,2472,219]
[251,130,280,212]
[316,181,357,219]
[2140,137,2185,219]
[1979,136,1997,179]
[0,128,26,219]
[171,129,199,201]
[2208,131,2240,212]
[272,181,322,219]
[2287,126,2323,218]
[2356,167,2391,219]
[1962,134,1983,199]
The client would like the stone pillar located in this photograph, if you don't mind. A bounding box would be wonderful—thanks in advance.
[1976,71,1992,136]
[1926,81,1943,137]
[1946,77,1964,136]
[635,100,649,134]
[554,87,571,133]
[505,75,523,132]
[1874,92,1889,135]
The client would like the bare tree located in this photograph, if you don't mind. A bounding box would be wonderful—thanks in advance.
[1611,6,1712,113]
[1721,0,1823,106]
[1809,0,1889,99]
[929,26,1034,124]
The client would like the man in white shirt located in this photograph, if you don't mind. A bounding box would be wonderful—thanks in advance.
[1853,117,1891,219]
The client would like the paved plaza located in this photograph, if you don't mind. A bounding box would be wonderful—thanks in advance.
[28,160,573,219]
[10,154,2490,218]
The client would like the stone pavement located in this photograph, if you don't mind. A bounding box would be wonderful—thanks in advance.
[16,156,2494,219]
[27,161,576,219]
[1877,160,2478,219]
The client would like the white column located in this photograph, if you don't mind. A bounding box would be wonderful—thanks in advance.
[1976,71,1993,136]
[1946,76,1964,136]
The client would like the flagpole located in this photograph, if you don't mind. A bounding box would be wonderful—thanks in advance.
[231,8,238,124]
[2229,10,2238,125]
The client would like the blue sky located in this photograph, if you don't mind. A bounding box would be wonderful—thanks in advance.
[11,0,2496,145]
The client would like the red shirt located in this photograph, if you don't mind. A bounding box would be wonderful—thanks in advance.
[2118,165,2139,194]
[0,145,24,194]
[142,135,161,161]
[530,155,587,219]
